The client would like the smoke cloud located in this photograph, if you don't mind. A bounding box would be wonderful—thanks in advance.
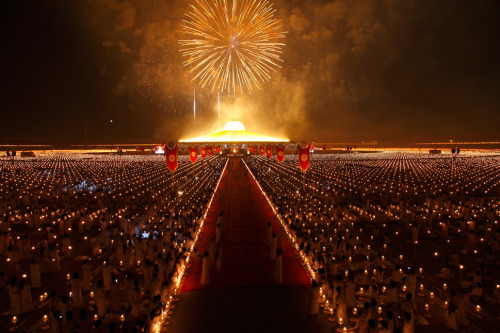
[3,0,500,143]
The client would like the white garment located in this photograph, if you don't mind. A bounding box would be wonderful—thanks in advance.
[8,285,22,315]
[270,237,277,260]
[82,265,91,290]
[201,256,210,285]
[71,279,82,307]
[266,225,272,245]
[30,264,41,288]
[129,288,141,317]
[447,312,458,330]
[95,287,106,316]
[150,277,161,298]
[21,285,33,313]
[309,286,320,315]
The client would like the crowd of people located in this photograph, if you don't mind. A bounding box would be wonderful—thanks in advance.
[0,153,226,332]
[1,150,499,332]
[246,152,500,332]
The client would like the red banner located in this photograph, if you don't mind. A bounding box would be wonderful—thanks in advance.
[200,146,207,159]
[276,145,285,163]
[166,144,178,173]
[189,146,197,164]
[298,144,310,172]
[207,146,212,156]
[259,146,265,156]
[266,145,272,158]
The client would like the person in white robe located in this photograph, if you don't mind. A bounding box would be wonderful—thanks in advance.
[385,280,399,305]
[308,280,320,317]
[266,222,272,246]
[30,259,41,288]
[94,280,107,317]
[352,303,370,332]
[71,273,83,307]
[405,269,417,298]
[129,281,141,318]
[345,277,356,308]
[402,311,414,333]
[95,260,118,292]
[335,286,347,324]
[201,251,210,285]
[82,259,92,291]
[270,233,277,260]
[20,278,34,313]
[150,272,161,300]
[216,222,222,244]
[8,279,22,315]
[446,301,458,330]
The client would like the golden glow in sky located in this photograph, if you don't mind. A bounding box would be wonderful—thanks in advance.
[179,121,288,143]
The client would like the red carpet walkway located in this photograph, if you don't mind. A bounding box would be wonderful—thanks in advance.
[181,158,311,291]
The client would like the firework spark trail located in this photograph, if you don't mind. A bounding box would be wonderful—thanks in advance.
[179,0,286,95]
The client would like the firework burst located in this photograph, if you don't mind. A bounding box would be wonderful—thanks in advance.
[179,0,286,95]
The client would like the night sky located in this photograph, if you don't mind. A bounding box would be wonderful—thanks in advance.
[2,0,500,144]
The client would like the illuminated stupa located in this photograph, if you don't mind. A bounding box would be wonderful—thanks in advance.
[179,121,288,143]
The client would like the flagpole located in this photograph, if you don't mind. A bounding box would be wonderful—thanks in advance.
[171,171,175,191]
[303,170,305,191]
